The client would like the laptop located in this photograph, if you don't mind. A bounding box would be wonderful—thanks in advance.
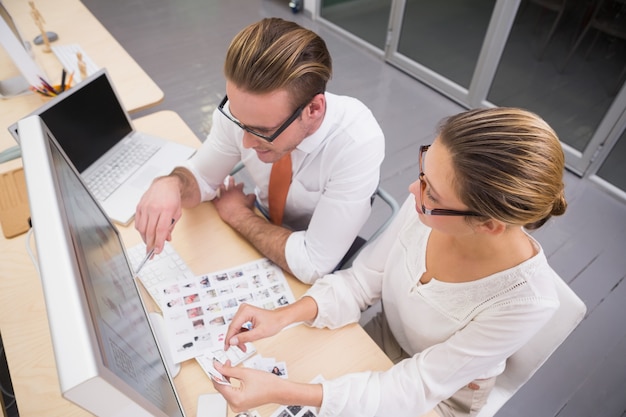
[8,68,196,225]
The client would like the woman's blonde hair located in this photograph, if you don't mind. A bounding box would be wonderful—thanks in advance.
[438,107,567,230]
[224,18,332,108]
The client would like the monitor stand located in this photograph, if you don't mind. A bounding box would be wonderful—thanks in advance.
[149,312,181,378]
[0,74,30,98]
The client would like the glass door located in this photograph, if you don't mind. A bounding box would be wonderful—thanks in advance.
[318,0,626,195]
[485,0,626,175]
[386,0,500,104]
[590,98,626,198]
[383,0,626,181]
[319,0,393,54]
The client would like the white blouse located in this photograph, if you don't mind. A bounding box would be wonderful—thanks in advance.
[306,195,560,417]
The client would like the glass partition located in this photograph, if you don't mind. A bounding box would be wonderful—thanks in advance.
[487,0,626,154]
[320,0,392,50]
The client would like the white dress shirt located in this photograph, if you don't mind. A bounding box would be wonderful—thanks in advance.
[305,195,560,417]
[184,92,385,283]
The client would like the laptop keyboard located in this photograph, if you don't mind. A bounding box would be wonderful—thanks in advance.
[127,241,195,306]
[85,141,160,201]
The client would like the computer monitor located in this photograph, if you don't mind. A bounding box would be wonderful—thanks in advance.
[0,1,47,96]
[18,115,185,417]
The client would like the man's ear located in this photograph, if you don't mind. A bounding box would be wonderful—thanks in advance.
[475,218,507,236]
[305,93,326,121]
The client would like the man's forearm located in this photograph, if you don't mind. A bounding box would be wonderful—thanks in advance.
[168,166,201,207]
[226,209,293,274]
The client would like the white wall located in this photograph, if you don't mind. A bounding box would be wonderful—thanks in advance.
[303,0,318,17]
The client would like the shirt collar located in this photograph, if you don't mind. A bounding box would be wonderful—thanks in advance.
[294,92,335,155]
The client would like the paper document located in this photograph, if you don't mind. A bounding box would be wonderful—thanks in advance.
[157,258,296,363]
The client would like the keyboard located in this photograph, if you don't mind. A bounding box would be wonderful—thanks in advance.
[51,43,99,83]
[84,140,160,201]
[127,241,195,306]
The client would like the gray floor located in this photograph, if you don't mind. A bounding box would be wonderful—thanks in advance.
[75,1,626,416]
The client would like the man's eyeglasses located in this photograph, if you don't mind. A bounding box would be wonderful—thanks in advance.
[218,95,310,143]
[418,145,483,217]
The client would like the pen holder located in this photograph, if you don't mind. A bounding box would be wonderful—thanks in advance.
[34,84,70,101]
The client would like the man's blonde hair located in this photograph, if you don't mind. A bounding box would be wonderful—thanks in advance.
[224,18,332,108]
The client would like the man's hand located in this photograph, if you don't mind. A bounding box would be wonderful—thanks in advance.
[135,167,201,254]
[212,176,293,275]
[212,177,257,225]
[135,176,183,254]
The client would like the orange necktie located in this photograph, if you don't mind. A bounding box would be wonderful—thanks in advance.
[268,152,292,225]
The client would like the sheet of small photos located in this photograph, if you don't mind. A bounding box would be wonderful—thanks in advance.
[267,375,324,417]
[157,258,296,364]
[234,406,319,417]
[234,375,323,417]
[270,405,319,417]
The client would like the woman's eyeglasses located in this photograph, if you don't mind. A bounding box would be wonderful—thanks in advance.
[418,145,483,217]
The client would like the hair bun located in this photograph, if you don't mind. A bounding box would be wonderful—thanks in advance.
[551,190,567,216]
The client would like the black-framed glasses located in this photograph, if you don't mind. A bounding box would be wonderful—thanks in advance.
[218,95,309,143]
[418,145,483,217]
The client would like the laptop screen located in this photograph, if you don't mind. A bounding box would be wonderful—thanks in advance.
[11,69,133,172]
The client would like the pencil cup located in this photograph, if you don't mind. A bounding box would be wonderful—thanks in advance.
[34,84,70,101]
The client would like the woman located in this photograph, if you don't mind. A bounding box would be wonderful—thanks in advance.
[212,107,567,417]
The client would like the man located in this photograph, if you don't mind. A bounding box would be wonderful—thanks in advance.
[135,18,384,284]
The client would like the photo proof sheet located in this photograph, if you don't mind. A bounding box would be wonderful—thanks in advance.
[158,258,296,363]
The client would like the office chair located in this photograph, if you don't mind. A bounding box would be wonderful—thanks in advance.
[337,186,400,269]
[228,161,401,270]
[475,274,587,417]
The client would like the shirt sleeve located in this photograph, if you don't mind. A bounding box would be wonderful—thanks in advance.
[284,194,372,285]
[304,197,560,416]
[316,297,559,417]
[304,196,414,327]
[285,127,385,284]
[182,108,242,201]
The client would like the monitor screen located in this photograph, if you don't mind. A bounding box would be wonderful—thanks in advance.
[19,115,184,417]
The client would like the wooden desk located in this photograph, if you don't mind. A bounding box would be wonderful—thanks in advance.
[0,0,164,167]
[0,111,393,417]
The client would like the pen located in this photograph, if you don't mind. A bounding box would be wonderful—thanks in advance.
[134,247,155,276]
[134,218,175,275]
[60,69,67,92]
[30,86,53,97]
[39,76,58,94]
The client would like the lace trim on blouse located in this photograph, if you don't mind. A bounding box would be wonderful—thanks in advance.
[400,213,545,323]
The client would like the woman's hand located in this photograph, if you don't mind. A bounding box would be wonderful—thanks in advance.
[211,361,288,412]
[224,303,288,351]
[225,297,320,352]
[212,361,323,413]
